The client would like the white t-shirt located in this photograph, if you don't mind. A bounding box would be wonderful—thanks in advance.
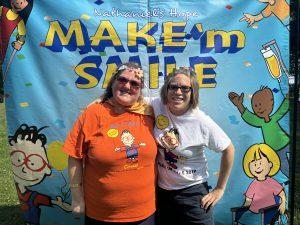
[150,97,231,190]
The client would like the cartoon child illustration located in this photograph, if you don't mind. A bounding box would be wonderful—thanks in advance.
[8,124,70,225]
[228,87,289,177]
[235,143,286,225]
[0,0,33,62]
[240,0,289,30]
[160,128,180,169]
[115,130,145,163]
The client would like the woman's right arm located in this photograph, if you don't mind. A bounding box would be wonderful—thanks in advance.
[68,156,85,217]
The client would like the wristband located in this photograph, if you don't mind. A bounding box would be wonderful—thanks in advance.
[69,183,82,188]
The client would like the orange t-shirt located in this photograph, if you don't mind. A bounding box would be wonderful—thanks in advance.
[63,103,157,222]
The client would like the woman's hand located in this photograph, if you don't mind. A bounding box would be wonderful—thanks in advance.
[68,157,85,218]
[201,188,225,210]
[72,197,85,216]
[71,190,85,218]
[201,143,234,210]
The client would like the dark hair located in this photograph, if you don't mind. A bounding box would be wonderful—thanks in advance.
[121,130,131,135]
[160,67,199,109]
[101,62,144,102]
[19,0,34,23]
[8,124,48,148]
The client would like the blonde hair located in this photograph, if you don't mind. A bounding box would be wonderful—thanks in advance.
[243,143,280,178]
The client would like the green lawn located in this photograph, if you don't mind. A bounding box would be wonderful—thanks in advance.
[0,103,24,225]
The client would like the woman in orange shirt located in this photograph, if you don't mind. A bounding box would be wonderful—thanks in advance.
[63,62,157,225]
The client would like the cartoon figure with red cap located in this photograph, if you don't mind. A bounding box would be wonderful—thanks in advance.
[0,0,33,62]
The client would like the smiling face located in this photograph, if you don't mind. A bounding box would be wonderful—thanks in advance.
[121,131,135,146]
[10,0,28,12]
[10,139,51,187]
[167,74,192,116]
[251,88,274,120]
[156,114,170,130]
[112,70,142,107]
[161,129,179,150]
[249,155,272,181]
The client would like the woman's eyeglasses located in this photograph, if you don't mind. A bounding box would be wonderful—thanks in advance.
[168,84,192,93]
[116,76,142,91]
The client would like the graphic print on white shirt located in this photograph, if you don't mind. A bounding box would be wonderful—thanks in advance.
[151,97,231,190]
[160,127,180,169]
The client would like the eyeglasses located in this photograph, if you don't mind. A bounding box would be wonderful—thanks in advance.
[10,150,50,172]
[116,76,143,91]
[168,84,192,93]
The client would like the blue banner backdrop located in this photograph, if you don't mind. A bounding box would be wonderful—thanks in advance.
[1,0,291,224]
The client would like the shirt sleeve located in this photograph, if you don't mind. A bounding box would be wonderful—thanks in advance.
[269,178,284,196]
[261,4,272,18]
[244,181,256,199]
[202,113,231,152]
[63,104,100,158]
[271,97,289,122]
[17,20,26,36]
[242,108,264,127]
[34,193,51,207]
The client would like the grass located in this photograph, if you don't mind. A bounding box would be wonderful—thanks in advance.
[0,103,24,225]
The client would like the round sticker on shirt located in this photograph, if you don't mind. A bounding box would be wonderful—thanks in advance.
[156,114,169,130]
[107,129,119,138]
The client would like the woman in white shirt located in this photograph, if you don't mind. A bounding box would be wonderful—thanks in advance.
[153,67,235,225]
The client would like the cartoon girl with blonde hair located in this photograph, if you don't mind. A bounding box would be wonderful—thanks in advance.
[237,144,286,225]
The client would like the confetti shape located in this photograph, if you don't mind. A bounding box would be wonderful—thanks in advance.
[245,94,252,99]
[44,16,52,21]
[244,61,251,67]
[17,54,25,60]
[272,88,279,93]
[59,81,68,86]
[20,102,29,107]
[226,5,232,10]
[25,83,32,87]
[39,42,45,47]
[81,14,91,20]
[228,115,239,125]
[55,119,66,128]
[94,0,104,5]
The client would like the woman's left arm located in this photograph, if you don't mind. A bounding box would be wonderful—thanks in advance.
[201,143,235,210]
